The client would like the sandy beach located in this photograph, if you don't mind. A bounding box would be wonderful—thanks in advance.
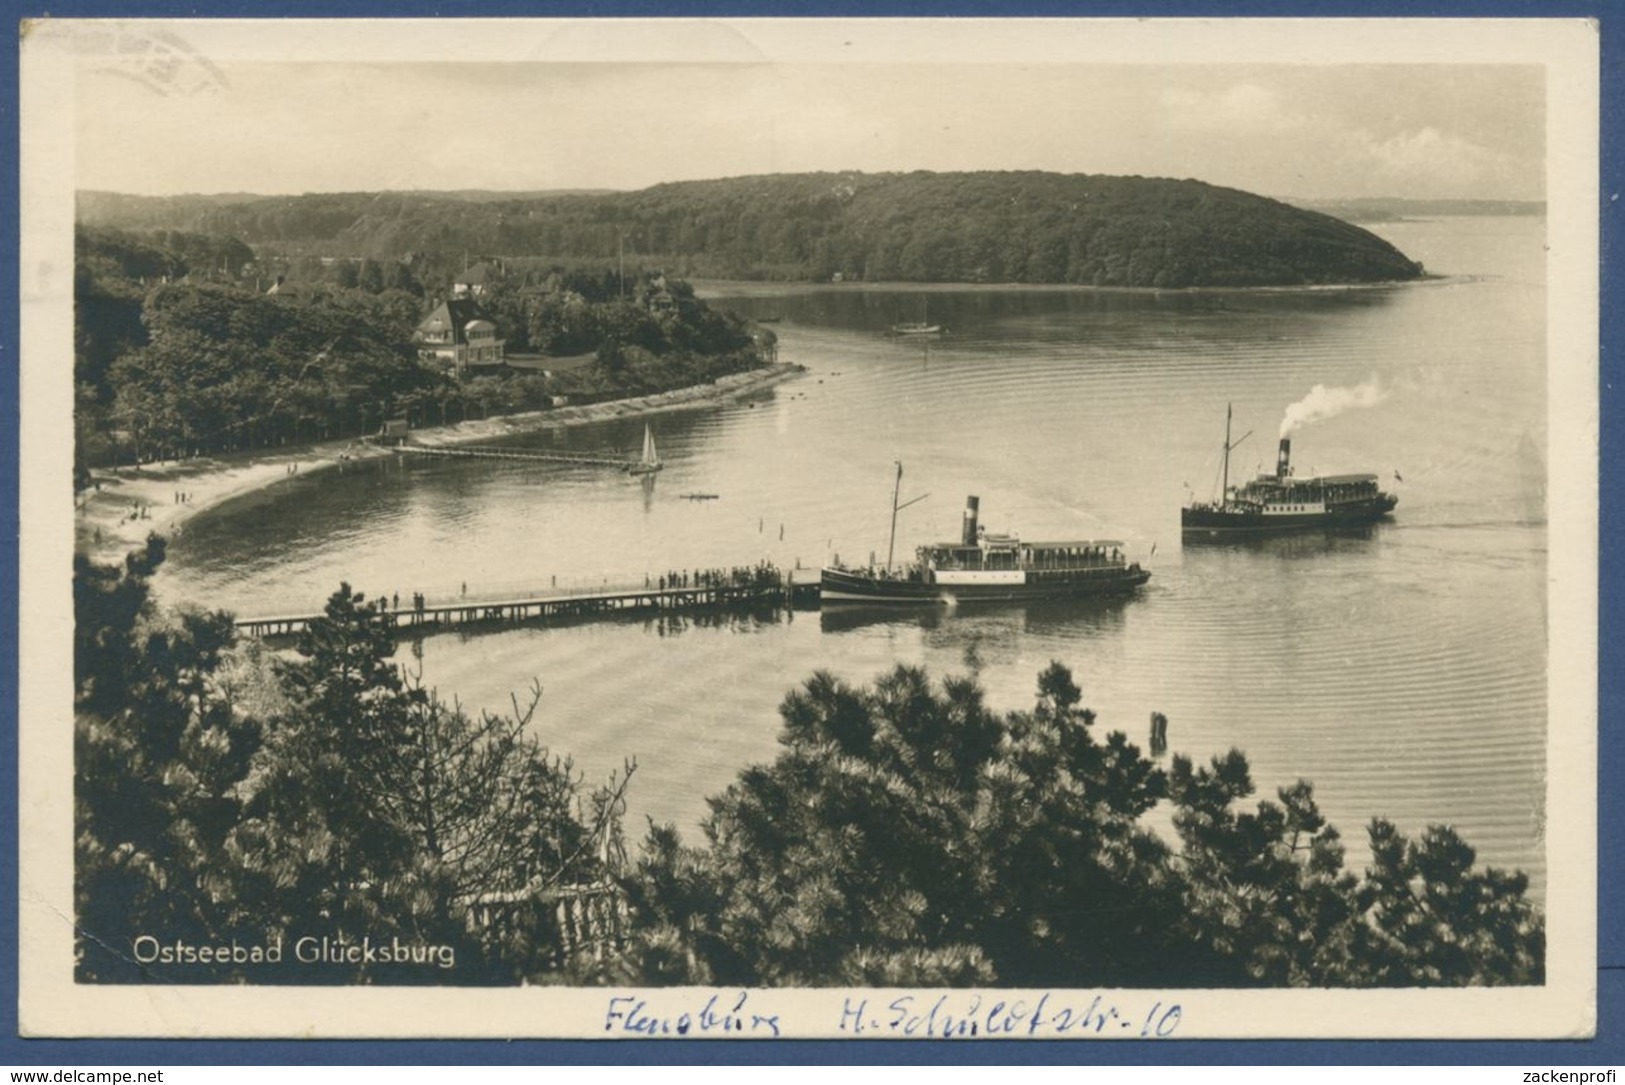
[76,362,806,564]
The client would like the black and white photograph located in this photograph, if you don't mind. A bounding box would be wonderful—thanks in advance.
[18,17,1598,1040]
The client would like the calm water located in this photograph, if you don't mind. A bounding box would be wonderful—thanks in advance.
[163,217,1549,896]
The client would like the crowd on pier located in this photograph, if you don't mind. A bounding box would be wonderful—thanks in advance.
[354,561,788,620]
[654,561,782,593]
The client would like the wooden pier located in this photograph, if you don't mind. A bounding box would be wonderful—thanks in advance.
[236,569,824,639]
[394,443,635,468]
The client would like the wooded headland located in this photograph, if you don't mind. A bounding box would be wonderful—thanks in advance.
[80,170,1426,288]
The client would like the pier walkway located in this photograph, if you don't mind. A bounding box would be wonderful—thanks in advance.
[393,444,634,468]
[235,568,824,638]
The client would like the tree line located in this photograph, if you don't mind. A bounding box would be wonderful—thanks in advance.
[79,171,1426,288]
[77,538,622,983]
[74,227,772,481]
[76,541,1543,987]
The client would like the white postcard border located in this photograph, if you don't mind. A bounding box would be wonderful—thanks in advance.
[17,16,1600,1040]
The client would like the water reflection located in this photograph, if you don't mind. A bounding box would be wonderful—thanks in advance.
[385,600,793,649]
[819,592,1135,637]
[718,283,1404,342]
[1179,523,1383,556]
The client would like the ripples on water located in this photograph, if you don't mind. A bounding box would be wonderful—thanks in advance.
[164,218,1549,897]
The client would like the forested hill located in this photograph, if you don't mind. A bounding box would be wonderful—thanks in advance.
[78,171,1424,288]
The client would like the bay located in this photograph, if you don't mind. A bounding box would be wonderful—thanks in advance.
[162,216,1549,897]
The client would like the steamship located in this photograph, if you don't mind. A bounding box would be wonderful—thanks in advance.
[821,480,1151,605]
[1182,405,1398,537]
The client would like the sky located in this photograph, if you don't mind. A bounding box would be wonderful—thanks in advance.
[65,23,1548,202]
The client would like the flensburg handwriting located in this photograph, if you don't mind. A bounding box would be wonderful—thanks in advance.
[603,991,782,1038]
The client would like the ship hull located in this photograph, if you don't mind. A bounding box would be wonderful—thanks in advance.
[1181,494,1397,537]
[820,565,1151,605]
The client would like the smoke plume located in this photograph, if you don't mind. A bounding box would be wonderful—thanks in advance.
[1279,377,1388,439]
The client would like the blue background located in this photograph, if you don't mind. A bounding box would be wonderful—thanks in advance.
[3,0,1617,1066]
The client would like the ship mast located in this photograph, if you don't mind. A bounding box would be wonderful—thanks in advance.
[887,462,904,570]
[884,461,929,571]
[1218,403,1252,507]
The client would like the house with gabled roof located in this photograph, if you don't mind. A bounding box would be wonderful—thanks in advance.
[415,296,506,377]
[265,275,309,299]
[453,261,499,298]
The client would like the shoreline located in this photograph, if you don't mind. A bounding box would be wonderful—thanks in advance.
[691,275,1442,300]
[76,362,806,565]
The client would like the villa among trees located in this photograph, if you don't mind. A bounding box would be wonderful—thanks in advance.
[73,226,773,479]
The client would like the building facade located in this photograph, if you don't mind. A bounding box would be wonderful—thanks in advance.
[415,297,506,376]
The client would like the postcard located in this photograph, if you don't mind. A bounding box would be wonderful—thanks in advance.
[18,16,1598,1039]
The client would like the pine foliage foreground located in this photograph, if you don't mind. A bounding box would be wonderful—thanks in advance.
[74,540,616,984]
[74,542,1543,987]
[614,664,1544,988]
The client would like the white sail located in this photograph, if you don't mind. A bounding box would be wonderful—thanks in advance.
[642,424,658,467]
[628,423,663,474]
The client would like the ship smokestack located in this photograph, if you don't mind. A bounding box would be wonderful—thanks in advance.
[1277,438,1292,480]
[962,496,980,546]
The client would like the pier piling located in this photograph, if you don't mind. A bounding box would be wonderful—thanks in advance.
[235,570,815,639]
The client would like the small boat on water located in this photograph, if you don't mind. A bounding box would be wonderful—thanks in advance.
[1181,404,1397,537]
[822,466,1151,605]
[681,493,720,501]
[889,300,942,336]
[626,423,663,476]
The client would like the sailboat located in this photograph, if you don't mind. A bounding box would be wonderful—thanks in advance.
[626,423,663,475]
[889,299,942,336]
